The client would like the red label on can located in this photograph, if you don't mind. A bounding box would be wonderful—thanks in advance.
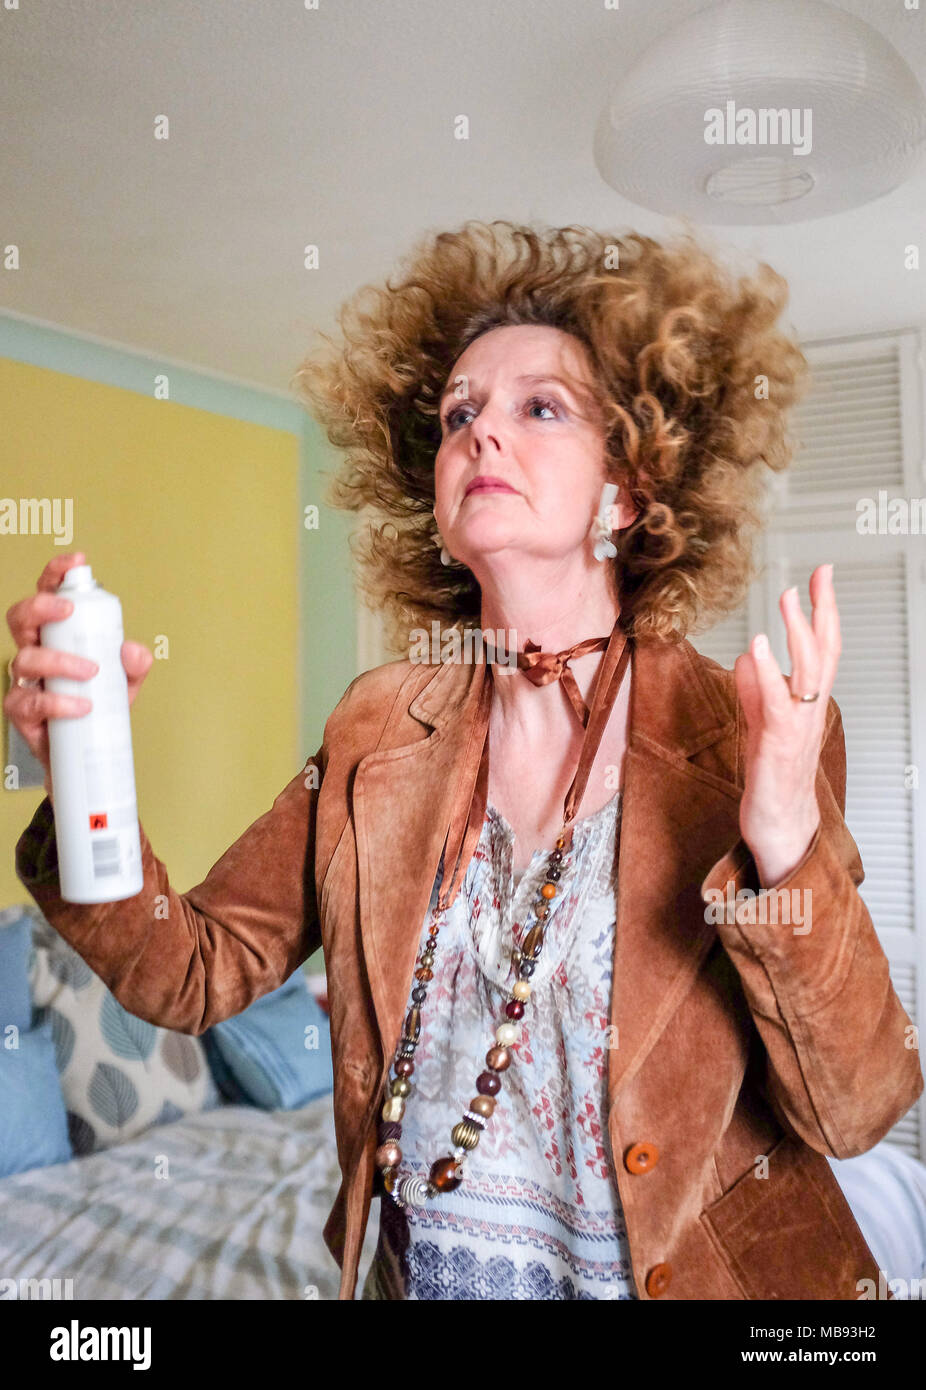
[89,813,108,830]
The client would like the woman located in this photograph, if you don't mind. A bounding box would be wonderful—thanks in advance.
[9,222,922,1302]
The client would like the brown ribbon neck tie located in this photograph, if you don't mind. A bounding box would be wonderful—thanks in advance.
[516,634,610,728]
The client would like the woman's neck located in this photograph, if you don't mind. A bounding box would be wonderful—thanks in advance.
[478,556,620,653]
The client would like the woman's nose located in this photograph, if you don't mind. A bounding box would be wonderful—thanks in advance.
[468,406,507,453]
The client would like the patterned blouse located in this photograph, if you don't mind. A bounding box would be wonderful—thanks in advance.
[361,787,638,1300]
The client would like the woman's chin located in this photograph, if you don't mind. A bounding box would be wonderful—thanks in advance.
[451,529,522,568]
[451,519,585,571]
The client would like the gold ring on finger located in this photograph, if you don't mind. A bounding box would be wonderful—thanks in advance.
[6,655,41,690]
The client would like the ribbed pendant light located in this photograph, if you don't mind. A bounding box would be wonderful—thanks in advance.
[593,0,926,224]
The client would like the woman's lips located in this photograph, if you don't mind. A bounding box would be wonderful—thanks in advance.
[464,478,517,497]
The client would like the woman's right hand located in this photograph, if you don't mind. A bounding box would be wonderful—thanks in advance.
[4,551,154,797]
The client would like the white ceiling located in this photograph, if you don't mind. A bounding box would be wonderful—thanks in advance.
[2,0,925,397]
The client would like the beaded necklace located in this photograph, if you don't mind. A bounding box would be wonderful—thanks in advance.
[374,619,633,1209]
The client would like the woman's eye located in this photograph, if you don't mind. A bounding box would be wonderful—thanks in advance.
[525,395,561,420]
[443,395,562,430]
[442,403,471,430]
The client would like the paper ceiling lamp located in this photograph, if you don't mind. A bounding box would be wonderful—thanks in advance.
[593,0,926,223]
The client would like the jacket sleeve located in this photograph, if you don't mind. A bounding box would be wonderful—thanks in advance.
[14,746,326,1037]
[700,695,923,1159]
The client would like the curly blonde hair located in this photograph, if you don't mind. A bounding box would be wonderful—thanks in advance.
[292,219,809,648]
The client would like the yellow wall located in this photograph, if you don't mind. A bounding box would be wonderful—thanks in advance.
[1,358,303,915]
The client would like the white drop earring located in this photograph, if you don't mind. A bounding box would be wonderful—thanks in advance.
[591,482,619,561]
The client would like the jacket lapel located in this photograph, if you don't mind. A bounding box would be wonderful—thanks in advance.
[605,636,742,1108]
[352,636,746,1104]
[352,656,490,1070]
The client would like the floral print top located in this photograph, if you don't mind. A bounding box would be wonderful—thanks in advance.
[361,787,638,1300]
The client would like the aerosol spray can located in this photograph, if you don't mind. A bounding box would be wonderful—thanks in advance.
[40,564,144,903]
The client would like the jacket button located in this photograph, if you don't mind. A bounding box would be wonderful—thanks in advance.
[625,1141,659,1174]
[645,1263,672,1297]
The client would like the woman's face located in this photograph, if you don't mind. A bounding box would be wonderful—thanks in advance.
[434,324,621,577]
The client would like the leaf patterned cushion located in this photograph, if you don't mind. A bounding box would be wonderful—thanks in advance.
[25,907,223,1156]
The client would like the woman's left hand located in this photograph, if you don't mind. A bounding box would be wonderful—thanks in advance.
[733,564,841,889]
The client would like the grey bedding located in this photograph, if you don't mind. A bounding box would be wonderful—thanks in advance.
[0,1094,380,1300]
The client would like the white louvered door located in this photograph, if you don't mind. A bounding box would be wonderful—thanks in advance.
[780,341,907,508]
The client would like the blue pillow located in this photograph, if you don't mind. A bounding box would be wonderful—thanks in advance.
[0,1017,73,1177]
[201,969,333,1110]
[0,906,35,1034]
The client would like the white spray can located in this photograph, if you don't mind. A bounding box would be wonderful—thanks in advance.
[40,564,144,903]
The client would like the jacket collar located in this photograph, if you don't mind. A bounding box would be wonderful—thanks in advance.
[353,634,743,1114]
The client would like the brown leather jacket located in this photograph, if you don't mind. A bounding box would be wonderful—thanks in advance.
[15,632,923,1300]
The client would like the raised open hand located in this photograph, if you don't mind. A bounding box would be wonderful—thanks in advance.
[733,563,841,889]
